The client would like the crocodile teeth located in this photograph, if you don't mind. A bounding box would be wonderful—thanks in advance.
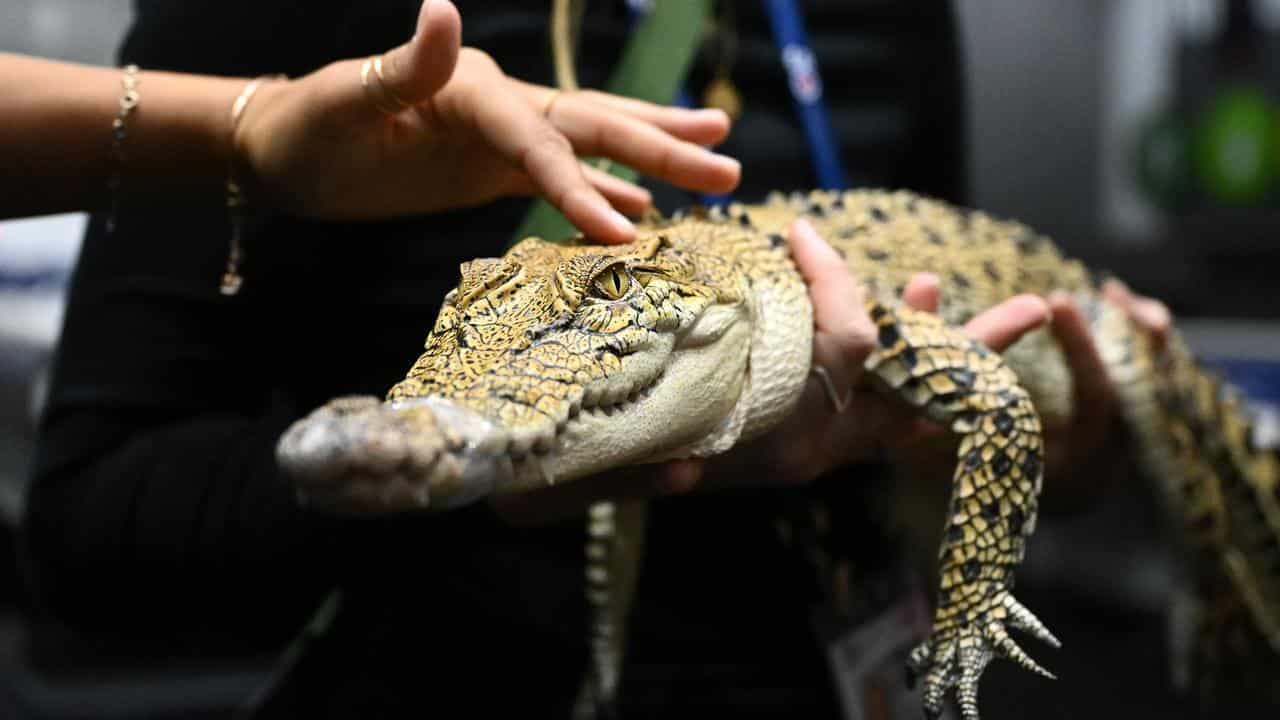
[600,383,629,407]
[533,434,556,455]
[504,430,535,453]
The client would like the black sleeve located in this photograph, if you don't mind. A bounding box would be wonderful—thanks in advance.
[22,208,346,644]
[20,0,549,643]
[22,179,526,646]
[25,409,336,642]
[17,0,604,651]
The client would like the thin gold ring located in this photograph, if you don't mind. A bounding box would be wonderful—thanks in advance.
[541,89,564,119]
[811,365,852,414]
[373,55,413,109]
[361,57,407,115]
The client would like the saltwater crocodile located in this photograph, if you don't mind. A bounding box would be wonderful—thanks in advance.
[277,189,1280,718]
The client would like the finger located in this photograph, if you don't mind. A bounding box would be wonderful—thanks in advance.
[378,1,462,108]
[500,163,652,218]
[538,92,741,195]
[461,70,636,243]
[524,140,636,243]
[963,294,1051,352]
[1049,288,1111,397]
[1102,279,1171,350]
[582,164,653,217]
[518,84,733,146]
[1047,292,1115,423]
[788,220,869,334]
[902,273,941,312]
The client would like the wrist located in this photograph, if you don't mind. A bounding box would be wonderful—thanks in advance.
[228,76,292,210]
[109,69,245,202]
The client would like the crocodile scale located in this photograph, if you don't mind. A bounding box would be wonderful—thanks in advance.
[278,189,1280,719]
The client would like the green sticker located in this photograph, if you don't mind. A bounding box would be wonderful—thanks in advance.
[1195,87,1278,205]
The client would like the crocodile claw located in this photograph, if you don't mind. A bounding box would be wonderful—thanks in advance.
[911,591,1057,720]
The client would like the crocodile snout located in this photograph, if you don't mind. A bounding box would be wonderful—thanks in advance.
[276,395,512,513]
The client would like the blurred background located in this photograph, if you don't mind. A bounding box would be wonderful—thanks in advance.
[2,0,1279,717]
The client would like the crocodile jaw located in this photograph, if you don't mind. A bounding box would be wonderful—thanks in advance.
[277,301,754,512]
[534,301,753,487]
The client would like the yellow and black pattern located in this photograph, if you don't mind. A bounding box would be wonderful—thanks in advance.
[863,300,1057,719]
[1154,339,1280,665]
[282,187,1280,718]
[716,189,1279,710]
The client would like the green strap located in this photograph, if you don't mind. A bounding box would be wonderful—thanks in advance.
[511,0,711,246]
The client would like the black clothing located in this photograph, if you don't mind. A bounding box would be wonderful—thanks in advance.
[23,1,965,716]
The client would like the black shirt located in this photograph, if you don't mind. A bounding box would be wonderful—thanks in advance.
[23,1,965,716]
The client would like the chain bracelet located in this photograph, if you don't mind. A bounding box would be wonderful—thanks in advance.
[106,64,140,234]
[221,75,283,296]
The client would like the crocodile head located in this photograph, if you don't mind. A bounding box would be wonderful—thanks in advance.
[276,222,804,513]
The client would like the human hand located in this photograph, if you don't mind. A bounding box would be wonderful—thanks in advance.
[492,219,1051,524]
[1032,278,1171,504]
[234,0,740,243]
[686,219,1052,487]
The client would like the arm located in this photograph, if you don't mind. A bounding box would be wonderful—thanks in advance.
[0,52,243,217]
[1,1,739,243]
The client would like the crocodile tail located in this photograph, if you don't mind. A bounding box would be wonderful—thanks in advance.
[1165,349,1280,656]
[574,500,647,719]
[574,501,621,719]
[1096,295,1280,658]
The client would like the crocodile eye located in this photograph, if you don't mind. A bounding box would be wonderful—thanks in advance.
[591,265,632,300]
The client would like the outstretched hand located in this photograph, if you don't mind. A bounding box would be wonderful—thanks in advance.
[235,0,739,243]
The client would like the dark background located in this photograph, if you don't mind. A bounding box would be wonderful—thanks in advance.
[1,0,1278,717]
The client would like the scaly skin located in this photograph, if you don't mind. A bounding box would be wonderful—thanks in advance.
[277,189,1280,718]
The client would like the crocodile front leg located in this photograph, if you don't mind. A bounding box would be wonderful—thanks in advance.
[863,300,1059,720]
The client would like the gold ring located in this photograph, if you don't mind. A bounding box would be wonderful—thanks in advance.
[541,89,563,119]
[811,365,852,414]
[361,56,407,115]
[373,55,413,109]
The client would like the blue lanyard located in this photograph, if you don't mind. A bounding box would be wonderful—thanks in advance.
[761,0,848,189]
[624,0,847,198]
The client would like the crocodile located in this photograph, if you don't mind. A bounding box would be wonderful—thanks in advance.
[276,189,1280,719]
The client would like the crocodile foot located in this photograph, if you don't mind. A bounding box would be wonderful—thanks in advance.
[906,591,1060,720]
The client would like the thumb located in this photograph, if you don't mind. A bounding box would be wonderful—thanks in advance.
[379,0,462,108]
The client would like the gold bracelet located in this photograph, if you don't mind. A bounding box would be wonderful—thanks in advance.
[106,64,140,234]
[221,75,284,296]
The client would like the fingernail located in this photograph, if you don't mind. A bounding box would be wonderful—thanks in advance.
[1140,299,1170,329]
[714,154,741,173]
[606,208,635,238]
